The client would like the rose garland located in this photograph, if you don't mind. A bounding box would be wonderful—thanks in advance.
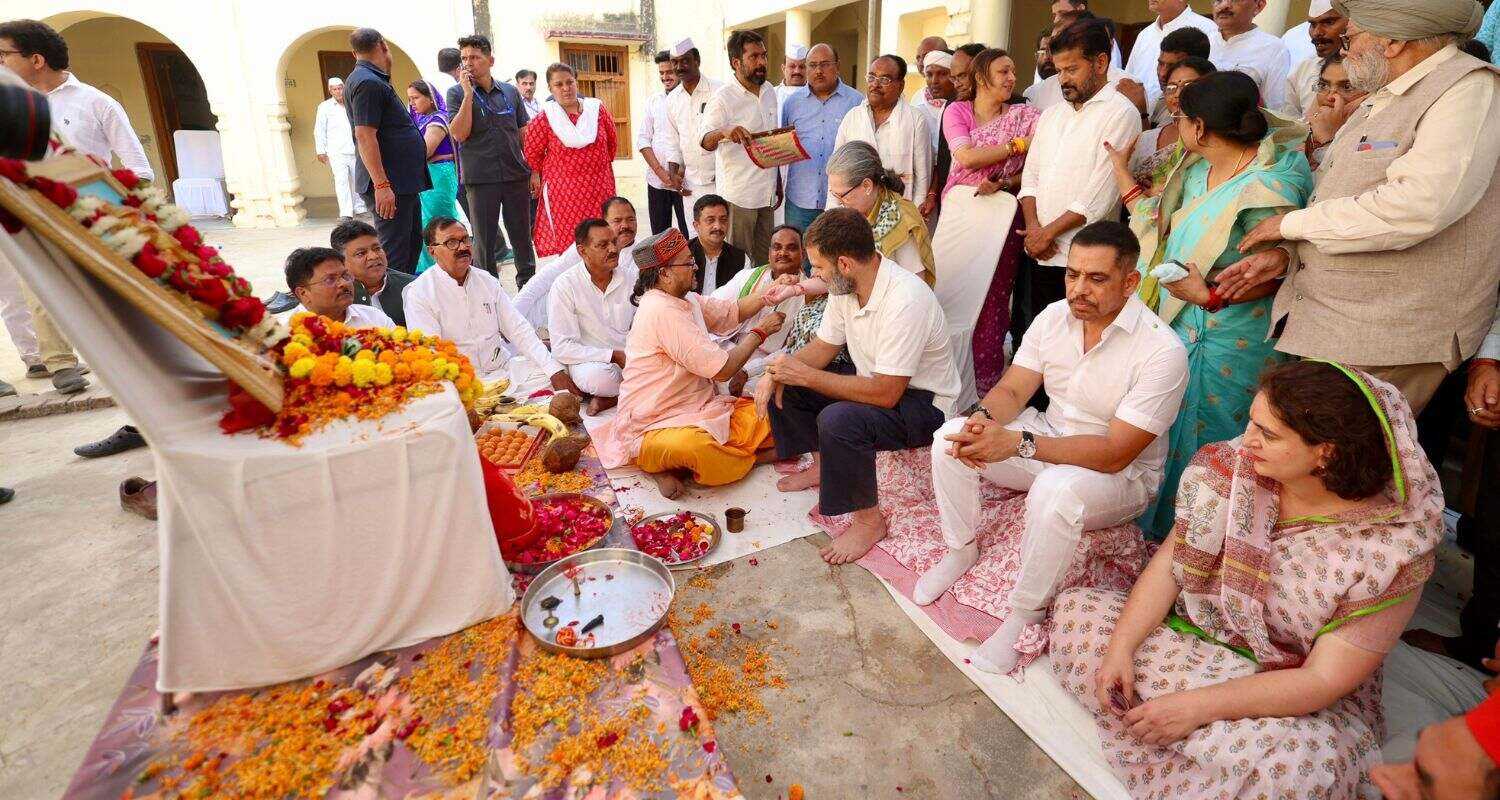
[0,157,479,442]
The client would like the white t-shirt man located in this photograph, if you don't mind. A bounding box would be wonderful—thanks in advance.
[816,256,960,416]
[699,79,780,210]
[1018,83,1143,267]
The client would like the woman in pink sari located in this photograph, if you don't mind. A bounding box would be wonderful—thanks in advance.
[941,48,1039,395]
[1052,360,1445,799]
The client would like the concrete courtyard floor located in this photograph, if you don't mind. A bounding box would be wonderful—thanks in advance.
[0,220,1084,799]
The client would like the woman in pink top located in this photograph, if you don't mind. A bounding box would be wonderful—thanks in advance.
[592,229,790,499]
[942,48,1040,396]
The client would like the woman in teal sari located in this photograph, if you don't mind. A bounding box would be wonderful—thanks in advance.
[405,80,460,273]
[1105,70,1314,540]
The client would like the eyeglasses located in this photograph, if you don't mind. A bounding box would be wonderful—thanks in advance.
[807,60,837,70]
[1339,29,1372,51]
[306,270,354,289]
[434,235,473,251]
[865,74,899,87]
[0,49,21,58]
[830,181,866,202]
[1164,79,1198,94]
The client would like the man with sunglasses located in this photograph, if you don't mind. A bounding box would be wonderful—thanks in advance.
[284,247,394,329]
[402,217,575,393]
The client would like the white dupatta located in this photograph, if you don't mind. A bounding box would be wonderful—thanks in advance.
[540,97,604,149]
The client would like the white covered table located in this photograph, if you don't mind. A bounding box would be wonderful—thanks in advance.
[2,222,513,692]
[170,131,230,218]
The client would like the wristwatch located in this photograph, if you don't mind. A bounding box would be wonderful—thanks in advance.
[1016,431,1037,459]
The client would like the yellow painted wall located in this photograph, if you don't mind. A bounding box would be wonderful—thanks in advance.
[896,6,949,100]
[811,2,868,90]
[58,17,174,182]
[281,29,421,202]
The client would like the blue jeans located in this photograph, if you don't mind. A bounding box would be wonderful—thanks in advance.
[783,202,822,232]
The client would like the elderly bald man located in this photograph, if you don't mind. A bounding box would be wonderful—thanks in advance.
[314,76,367,219]
[1228,0,1500,415]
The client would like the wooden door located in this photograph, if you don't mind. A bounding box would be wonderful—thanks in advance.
[318,51,357,97]
[559,44,631,159]
[136,43,217,186]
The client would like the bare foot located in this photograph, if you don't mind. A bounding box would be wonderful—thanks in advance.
[650,471,687,500]
[586,395,618,415]
[820,509,887,565]
[777,453,821,492]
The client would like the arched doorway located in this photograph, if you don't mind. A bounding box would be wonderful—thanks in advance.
[46,14,218,188]
[277,28,423,219]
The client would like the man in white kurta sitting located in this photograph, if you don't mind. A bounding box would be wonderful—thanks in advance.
[547,218,637,415]
[919,222,1188,675]
[514,196,639,331]
[403,216,578,391]
[284,246,394,328]
[711,224,807,392]
[314,77,367,219]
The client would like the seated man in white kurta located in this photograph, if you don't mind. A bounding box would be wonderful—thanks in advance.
[514,196,640,331]
[547,218,637,415]
[283,246,394,328]
[402,217,577,391]
[710,224,807,391]
[921,222,1187,675]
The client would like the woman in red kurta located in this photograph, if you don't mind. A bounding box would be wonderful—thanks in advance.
[523,63,618,258]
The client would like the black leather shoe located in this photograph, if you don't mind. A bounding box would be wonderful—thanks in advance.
[0,486,13,505]
[74,425,147,458]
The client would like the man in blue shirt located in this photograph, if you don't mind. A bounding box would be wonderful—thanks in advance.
[345,28,431,274]
[780,43,863,233]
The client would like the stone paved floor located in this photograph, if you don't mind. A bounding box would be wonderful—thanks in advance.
[0,218,1085,799]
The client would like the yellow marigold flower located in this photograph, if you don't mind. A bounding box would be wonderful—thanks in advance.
[391,326,409,342]
[351,360,377,387]
[282,342,311,365]
[355,349,376,362]
[378,349,399,365]
[291,333,313,348]
[338,355,353,369]
[444,362,461,380]
[333,362,354,387]
[374,362,394,386]
[288,357,316,379]
[405,328,422,341]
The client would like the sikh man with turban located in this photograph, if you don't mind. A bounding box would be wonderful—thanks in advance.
[1227,0,1500,416]
[591,229,795,499]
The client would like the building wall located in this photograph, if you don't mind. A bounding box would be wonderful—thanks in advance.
[57,17,174,181]
[893,5,949,99]
[280,30,422,203]
[811,1,869,90]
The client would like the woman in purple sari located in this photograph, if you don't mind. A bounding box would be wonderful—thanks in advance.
[941,48,1040,396]
[406,80,460,273]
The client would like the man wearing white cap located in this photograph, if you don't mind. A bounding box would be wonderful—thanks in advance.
[1282,0,1348,118]
[661,39,724,204]
[315,76,367,219]
[1123,0,1222,113]
[912,50,954,157]
[776,44,808,115]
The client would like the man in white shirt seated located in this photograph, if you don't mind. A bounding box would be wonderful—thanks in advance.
[283,246,394,328]
[1212,0,1293,109]
[1016,19,1142,349]
[1282,0,1348,119]
[711,225,807,392]
[402,216,578,392]
[760,208,960,566]
[920,222,1187,675]
[514,196,640,331]
[546,219,637,415]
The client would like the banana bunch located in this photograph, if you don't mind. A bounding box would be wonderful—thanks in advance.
[473,377,513,417]
[493,404,569,442]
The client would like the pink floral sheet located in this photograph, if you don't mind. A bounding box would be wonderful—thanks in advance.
[804,449,1153,669]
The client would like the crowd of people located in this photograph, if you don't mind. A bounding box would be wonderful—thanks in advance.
[4,0,1500,795]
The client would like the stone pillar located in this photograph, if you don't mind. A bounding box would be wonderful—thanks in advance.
[785,8,812,52]
[1255,0,1294,35]
[970,0,1012,49]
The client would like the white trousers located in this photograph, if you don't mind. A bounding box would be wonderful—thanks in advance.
[0,253,38,364]
[567,362,623,398]
[327,153,366,218]
[930,411,1154,612]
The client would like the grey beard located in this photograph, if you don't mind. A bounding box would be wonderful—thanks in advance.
[828,274,856,295]
[1347,48,1390,94]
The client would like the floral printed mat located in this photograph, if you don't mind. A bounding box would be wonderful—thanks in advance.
[804,448,1153,669]
[64,445,744,800]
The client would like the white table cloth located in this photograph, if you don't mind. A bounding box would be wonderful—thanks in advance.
[2,219,513,692]
[170,177,230,218]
